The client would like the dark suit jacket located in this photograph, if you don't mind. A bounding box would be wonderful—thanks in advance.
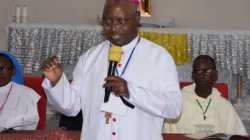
[59,110,83,131]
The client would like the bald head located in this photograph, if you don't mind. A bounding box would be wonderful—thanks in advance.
[103,0,138,18]
[193,55,216,71]
[101,0,140,46]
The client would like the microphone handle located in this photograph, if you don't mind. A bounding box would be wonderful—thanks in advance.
[104,61,117,102]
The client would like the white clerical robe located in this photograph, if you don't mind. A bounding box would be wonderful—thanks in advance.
[42,36,182,140]
[163,83,247,135]
[0,82,40,131]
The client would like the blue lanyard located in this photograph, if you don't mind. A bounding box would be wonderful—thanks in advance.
[114,37,141,77]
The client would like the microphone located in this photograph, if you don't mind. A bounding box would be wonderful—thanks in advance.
[104,46,122,103]
[104,46,134,109]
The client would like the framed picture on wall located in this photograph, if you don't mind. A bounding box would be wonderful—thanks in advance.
[137,0,151,17]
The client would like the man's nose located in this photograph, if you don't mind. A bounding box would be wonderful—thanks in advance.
[111,21,120,31]
[197,73,206,78]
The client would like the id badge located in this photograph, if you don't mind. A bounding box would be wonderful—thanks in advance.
[195,124,215,133]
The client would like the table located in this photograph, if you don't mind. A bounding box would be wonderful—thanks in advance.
[0,128,80,140]
[0,128,248,140]
[6,23,188,74]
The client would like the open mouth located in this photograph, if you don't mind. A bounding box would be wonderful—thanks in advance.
[111,34,121,40]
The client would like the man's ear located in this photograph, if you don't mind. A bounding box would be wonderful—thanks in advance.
[136,11,141,23]
[12,68,16,77]
[213,70,218,82]
[191,72,195,82]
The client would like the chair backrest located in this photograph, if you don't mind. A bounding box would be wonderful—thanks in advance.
[179,82,228,99]
[23,76,47,130]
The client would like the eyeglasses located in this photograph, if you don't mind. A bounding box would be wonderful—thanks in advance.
[101,12,138,29]
[0,67,11,73]
[192,69,213,75]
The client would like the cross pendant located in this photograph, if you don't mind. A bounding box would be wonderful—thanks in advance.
[105,112,112,124]
[204,115,206,120]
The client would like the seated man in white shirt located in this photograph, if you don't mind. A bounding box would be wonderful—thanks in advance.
[0,52,40,130]
[163,55,247,135]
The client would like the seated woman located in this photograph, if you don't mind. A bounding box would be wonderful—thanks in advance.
[0,51,40,130]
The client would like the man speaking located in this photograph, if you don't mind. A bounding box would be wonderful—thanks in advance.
[42,0,182,140]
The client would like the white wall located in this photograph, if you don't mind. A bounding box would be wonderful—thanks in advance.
[153,0,250,30]
[1,0,250,49]
[0,0,105,50]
